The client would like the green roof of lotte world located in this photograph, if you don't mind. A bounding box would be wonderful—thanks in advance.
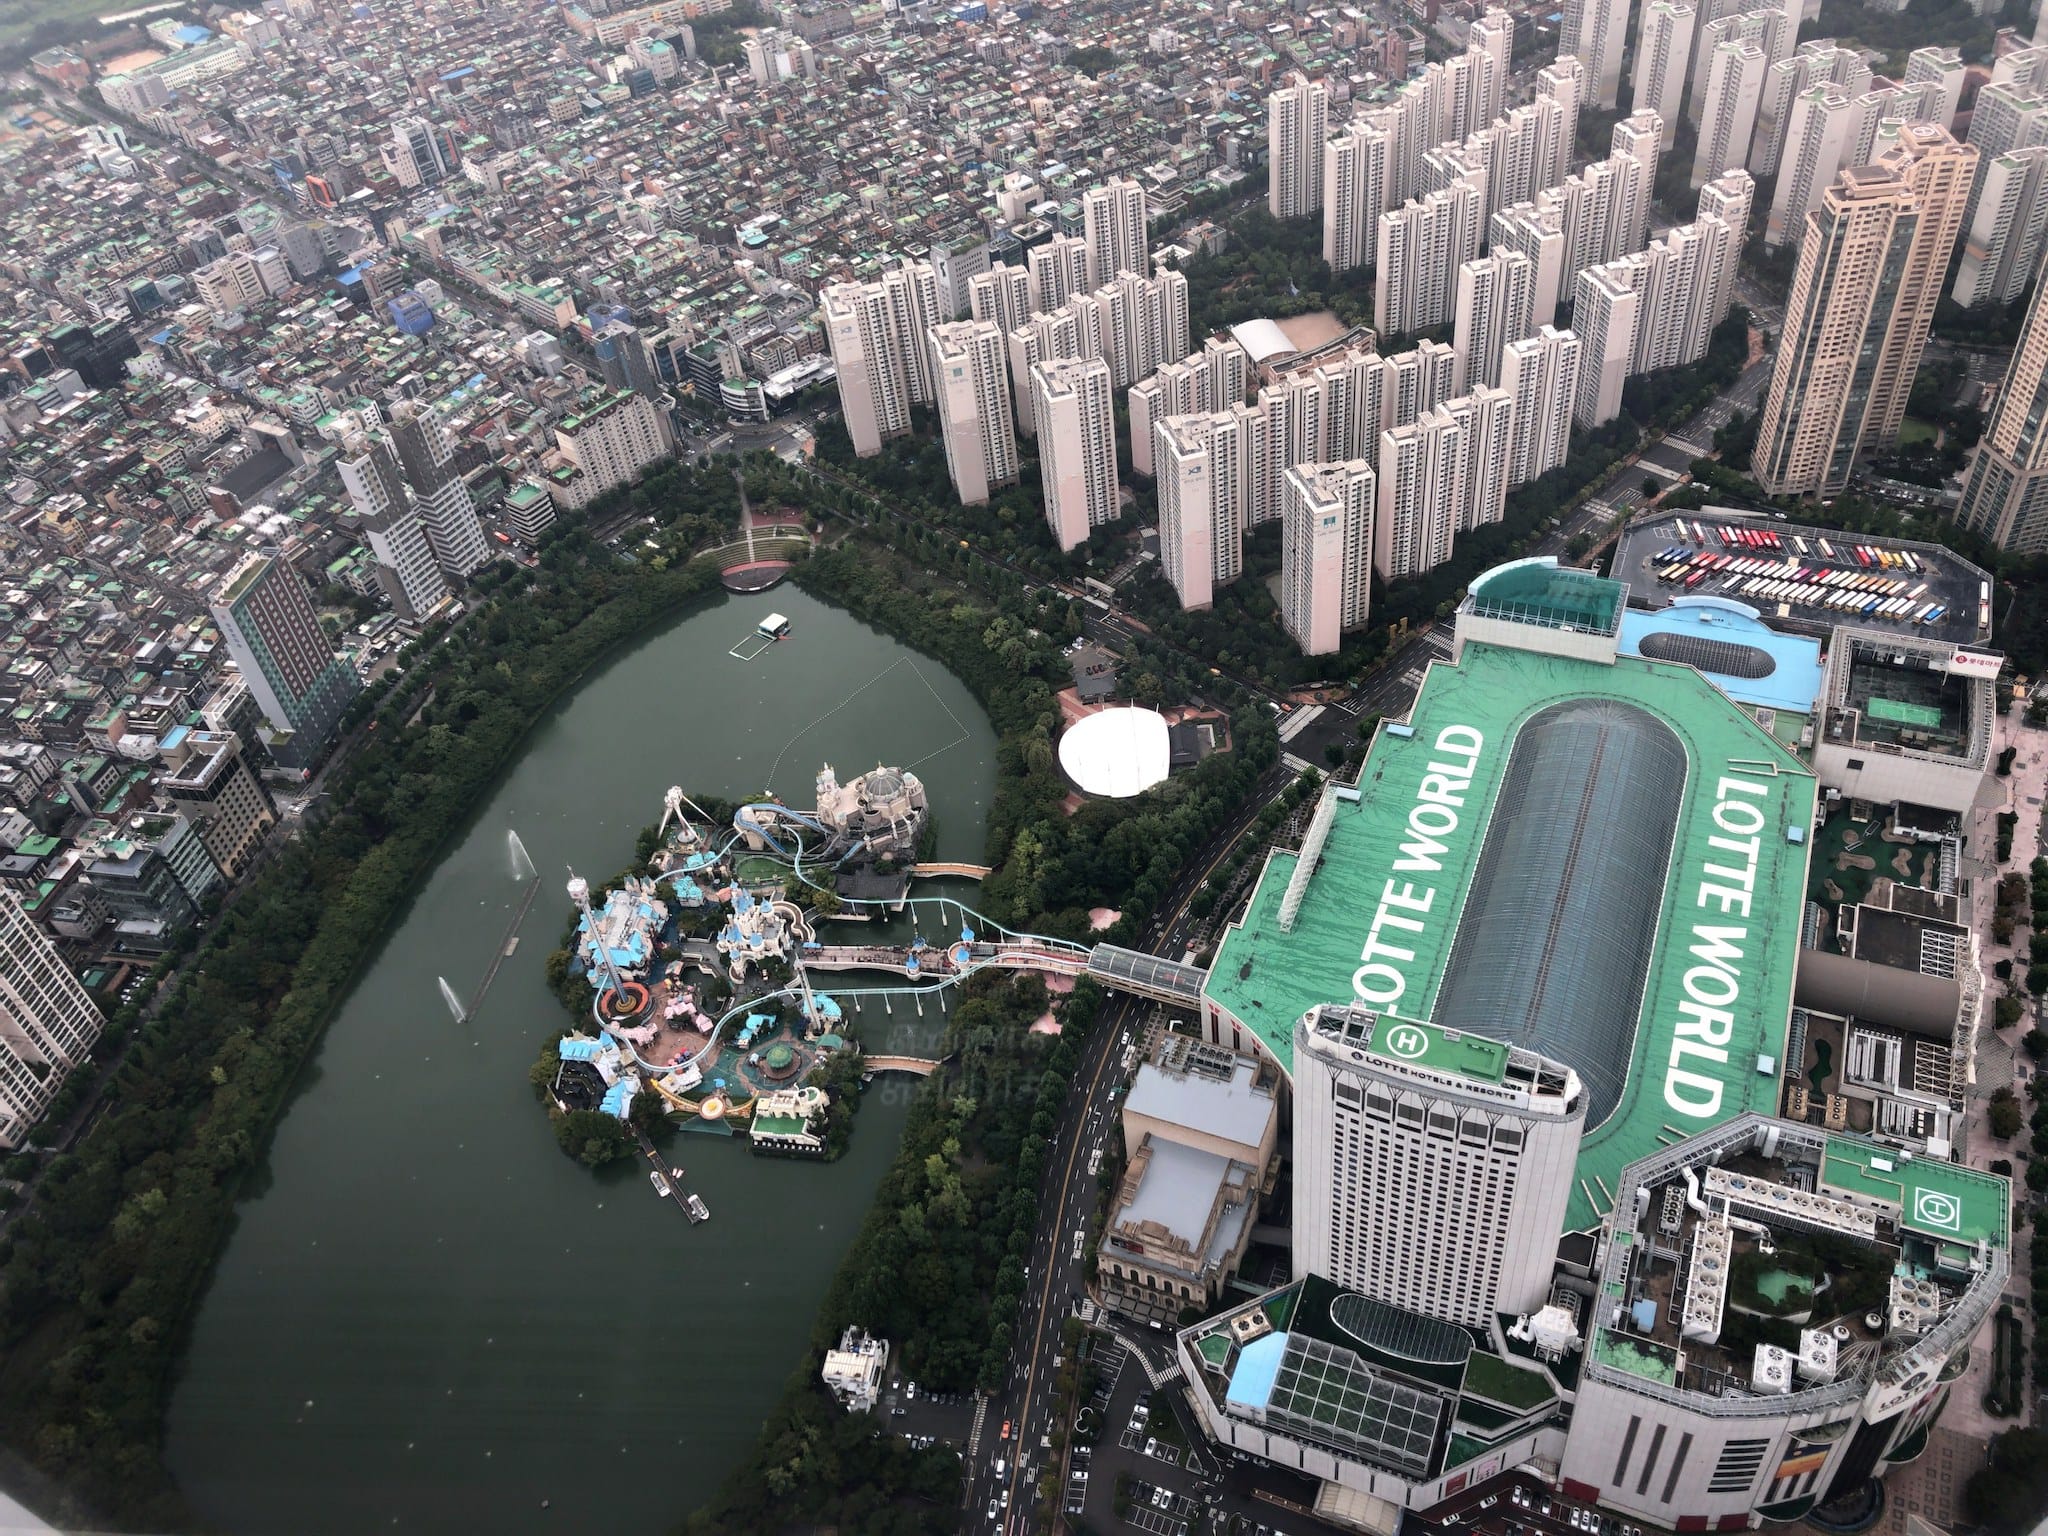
[1205,639,1817,1235]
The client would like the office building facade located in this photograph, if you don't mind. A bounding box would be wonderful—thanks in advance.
[210,555,360,770]
[550,390,674,507]
[337,434,448,622]
[388,402,491,583]
[160,727,278,879]
[0,884,102,1149]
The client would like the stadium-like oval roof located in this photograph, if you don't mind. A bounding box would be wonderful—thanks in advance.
[1057,706,1171,798]
[1432,698,1686,1126]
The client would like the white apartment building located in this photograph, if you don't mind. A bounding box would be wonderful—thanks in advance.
[1025,234,1091,315]
[1469,8,1512,126]
[551,390,672,509]
[1032,356,1119,552]
[1461,96,1575,222]
[1380,341,1458,442]
[1610,111,1664,255]
[337,435,448,621]
[1081,177,1150,289]
[1269,74,1330,220]
[1688,3,1790,130]
[1534,56,1585,190]
[1257,341,1399,493]
[1630,226,1711,373]
[1697,168,1757,328]
[1573,263,1641,429]
[1958,273,2048,550]
[1128,338,1250,476]
[1766,85,1858,246]
[1376,406,1465,580]
[1694,41,1768,188]
[1500,326,1581,486]
[1156,408,1265,610]
[1323,112,1398,274]
[930,320,1018,507]
[1754,42,1871,177]
[1848,80,1948,167]
[1491,200,1569,326]
[1377,177,1483,337]
[1005,305,1083,437]
[1280,462,1376,657]
[825,274,915,455]
[1952,146,2048,307]
[0,885,103,1149]
[1904,44,1965,128]
[967,263,1033,337]
[1452,251,1534,394]
[1446,387,1514,538]
[1632,2,1696,148]
[1560,0,1627,108]
[1110,268,1190,388]
[1131,362,1203,480]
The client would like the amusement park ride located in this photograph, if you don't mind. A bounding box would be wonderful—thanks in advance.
[520,769,1204,1217]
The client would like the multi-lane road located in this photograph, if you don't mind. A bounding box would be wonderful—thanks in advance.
[957,618,1458,1535]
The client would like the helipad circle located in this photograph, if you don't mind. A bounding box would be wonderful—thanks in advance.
[1057,707,1172,798]
[1382,1024,1430,1060]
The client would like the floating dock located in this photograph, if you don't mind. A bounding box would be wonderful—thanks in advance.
[639,1135,709,1222]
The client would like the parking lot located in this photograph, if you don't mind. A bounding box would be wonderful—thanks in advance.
[1609,509,1994,646]
[1060,1334,1352,1536]
[1125,1478,1200,1534]
[1412,1472,1648,1536]
[875,1374,972,1459]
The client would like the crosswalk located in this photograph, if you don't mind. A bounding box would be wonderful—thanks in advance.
[966,1393,990,1463]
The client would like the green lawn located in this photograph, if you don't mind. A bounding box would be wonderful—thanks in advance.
[1898,416,1941,447]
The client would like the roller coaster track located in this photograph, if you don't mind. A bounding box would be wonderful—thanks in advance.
[603,813,1199,1077]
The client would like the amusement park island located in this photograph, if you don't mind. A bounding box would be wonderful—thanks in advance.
[533,760,1088,1185]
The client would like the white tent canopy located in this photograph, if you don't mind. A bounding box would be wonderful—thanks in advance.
[1058,706,1171,798]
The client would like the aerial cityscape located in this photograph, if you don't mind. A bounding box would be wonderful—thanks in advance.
[0,0,2044,1533]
